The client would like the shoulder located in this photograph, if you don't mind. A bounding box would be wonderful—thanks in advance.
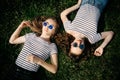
[63,20,72,32]
[63,20,71,26]
[50,43,58,50]
[50,43,57,48]
[50,43,58,54]
[25,32,36,38]
[89,33,102,44]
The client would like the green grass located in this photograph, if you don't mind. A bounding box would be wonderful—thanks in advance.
[0,0,120,80]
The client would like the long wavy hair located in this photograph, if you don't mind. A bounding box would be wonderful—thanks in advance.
[29,16,93,63]
[57,32,93,63]
[68,37,92,63]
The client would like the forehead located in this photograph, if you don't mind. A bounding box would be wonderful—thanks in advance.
[45,19,56,26]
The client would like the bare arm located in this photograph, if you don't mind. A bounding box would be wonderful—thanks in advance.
[27,54,58,74]
[60,0,82,23]
[9,20,31,44]
[94,31,114,56]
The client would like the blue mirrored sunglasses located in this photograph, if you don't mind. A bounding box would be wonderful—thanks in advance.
[72,42,84,49]
[43,22,54,29]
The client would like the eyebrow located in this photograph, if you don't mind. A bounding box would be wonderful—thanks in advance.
[45,21,49,24]
[45,20,56,28]
[46,21,53,25]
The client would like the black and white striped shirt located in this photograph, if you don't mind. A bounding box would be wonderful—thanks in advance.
[16,33,58,72]
[63,4,102,44]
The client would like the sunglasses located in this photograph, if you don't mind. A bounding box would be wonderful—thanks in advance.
[43,22,54,30]
[72,42,84,49]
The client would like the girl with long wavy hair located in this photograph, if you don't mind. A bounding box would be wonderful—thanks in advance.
[60,0,114,62]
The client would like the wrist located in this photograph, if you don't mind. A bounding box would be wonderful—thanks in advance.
[76,4,80,8]
[18,25,24,29]
[37,59,43,65]
[99,46,104,49]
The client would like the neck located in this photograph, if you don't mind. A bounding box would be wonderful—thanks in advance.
[40,34,51,42]
[70,31,85,40]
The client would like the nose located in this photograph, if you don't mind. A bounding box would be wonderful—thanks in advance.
[44,26,49,31]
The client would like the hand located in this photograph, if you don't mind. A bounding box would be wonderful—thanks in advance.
[19,20,32,29]
[94,47,104,56]
[26,54,42,64]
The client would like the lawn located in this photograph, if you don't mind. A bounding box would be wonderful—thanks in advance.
[0,0,120,80]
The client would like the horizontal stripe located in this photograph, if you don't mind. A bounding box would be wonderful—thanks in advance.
[64,4,102,44]
[16,33,58,72]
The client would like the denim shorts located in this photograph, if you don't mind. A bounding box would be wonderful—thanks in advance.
[81,0,108,12]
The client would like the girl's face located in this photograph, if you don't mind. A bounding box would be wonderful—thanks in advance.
[70,39,85,56]
[42,19,57,37]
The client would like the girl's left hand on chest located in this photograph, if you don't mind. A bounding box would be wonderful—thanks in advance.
[26,54,41,64]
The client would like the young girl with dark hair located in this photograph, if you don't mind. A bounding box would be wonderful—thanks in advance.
[60,0,114,62]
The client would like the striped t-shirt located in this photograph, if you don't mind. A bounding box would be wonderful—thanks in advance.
[16,33,58,72]
[63,4,102,44]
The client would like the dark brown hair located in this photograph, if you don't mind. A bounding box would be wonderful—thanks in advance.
[53,32,75,53]
[68,37,92,63]
[57,32,92,63]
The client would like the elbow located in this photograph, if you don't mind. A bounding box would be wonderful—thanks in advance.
[9,40,14,44]
[60,12,64,18]
[111,31,114,36]
[53,68,57,74]
[110,31,114,37]
[52,66,58,74]
[9,39,16,44]
[52,70,57,74]
[60,11,67,18]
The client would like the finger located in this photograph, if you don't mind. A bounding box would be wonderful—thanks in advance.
[26,56,30,61]
[26,54,32,60]
[94,52,101,56]
[96,51,101,54]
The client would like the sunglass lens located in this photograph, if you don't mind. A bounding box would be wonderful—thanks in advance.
[48,25,53,29]
[80,45,84,49]
[43,22,47,26]
[73,43,77,47]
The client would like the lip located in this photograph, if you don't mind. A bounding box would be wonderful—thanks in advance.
[44,28,48,32]
[45,30,48,32]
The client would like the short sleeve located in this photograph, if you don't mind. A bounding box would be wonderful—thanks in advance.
[93,33,102,43]
[50,43,58,55]
[25,33,35,40]
[63,20,71,31]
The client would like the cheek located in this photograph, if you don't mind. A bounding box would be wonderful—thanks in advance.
[51,29,56,34]
[71,42,74,45]
[42,27,44,30]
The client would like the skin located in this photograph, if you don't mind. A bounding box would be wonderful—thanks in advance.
[41,19,57,40]
[9,19,58,74]
[70,39,84,55]
[60,0,114,56]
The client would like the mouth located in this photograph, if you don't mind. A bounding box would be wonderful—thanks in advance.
[44,29,48,32]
